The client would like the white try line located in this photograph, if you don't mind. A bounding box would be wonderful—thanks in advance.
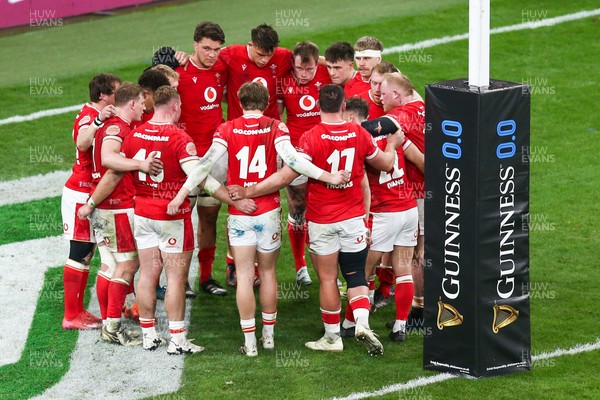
[382,8,600,54]
[330,338,600,400]
[0,104,83,127]
[1,8,599,129]
[0,170,70,206]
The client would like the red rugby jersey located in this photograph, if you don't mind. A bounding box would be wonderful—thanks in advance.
[65,103,100,193]
[122,122,199,220]
[213,114,289,216]
[219,45,293,120]
[298,121,379,224]
[90,115,135,209]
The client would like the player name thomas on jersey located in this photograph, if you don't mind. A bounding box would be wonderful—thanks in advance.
[298,121,379,224]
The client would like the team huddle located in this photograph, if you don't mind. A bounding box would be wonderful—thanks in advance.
[60,21,426,357]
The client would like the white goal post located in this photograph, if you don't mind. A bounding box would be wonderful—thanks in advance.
[468,0,490,89]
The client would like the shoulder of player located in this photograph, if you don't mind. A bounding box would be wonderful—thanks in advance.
[74,104,98,126]
[275,47,293,57]
[219,44,243,59]
[316,64,332,80]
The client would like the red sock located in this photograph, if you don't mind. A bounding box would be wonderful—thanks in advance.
[321,308,340,325]
[198,246,216,283]
[96,273,111,320]
[78,267,90,313]
[368,275,376,291]
[378,268,395,297]
[344,299,355,323]
[226,253,235,266]
[349,296,370,315]
[63,261,85,320]
[395,275,414,321]
[107,278,130,319]
[287,220,307,272]
[127,283,135,295]
[139,318,155,329]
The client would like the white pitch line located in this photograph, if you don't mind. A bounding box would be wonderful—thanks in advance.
[0,236,68,366]
[382,8,600,54]
[0,170,70,206]
[1,9,598,129]
[330,339,600,400]
[0,104,83,127]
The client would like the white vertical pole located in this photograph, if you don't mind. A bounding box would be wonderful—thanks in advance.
[468,0,490,89]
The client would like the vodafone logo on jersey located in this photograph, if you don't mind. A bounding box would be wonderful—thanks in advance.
[204,87,218,103]
[252,77,268,88]
[168,238,177,246]
[299,95,316,111]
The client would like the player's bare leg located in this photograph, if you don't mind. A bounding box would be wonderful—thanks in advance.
[232,245,259,356]
[305,252,343,352]
[136,247,166,350]
[163,250,202,354]
[257,249,279,349]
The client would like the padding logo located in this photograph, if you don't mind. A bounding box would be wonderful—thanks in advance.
[436,299,463,330]
[492,303,519,333]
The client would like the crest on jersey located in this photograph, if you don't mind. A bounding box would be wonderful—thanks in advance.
[192,77,197,84]
[105,125,121,136]
[252,77,268,88]
[315,81,322,89]
[204,86,218,103]
[299,95,316,111]
[270,64,277,73]
[186,142,197,156]
[78,115,91,126]
[242,64,247,71]
[278,122,289,134]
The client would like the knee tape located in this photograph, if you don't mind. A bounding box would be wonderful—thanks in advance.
[98,244,117,278]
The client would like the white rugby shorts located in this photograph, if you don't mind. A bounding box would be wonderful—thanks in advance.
[134,215,194,253]
[227,208,282,253]
[369,208,418,253]
[307,216,367,256]
[61,186,95,242]
[90,208,137,256]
